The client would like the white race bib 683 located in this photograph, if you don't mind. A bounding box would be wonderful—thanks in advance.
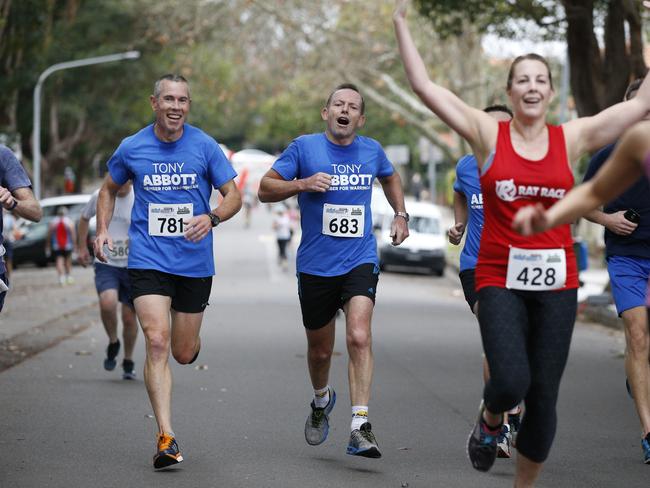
[322,203,364,238]
[148,203,193,237]
[505,247,566,291]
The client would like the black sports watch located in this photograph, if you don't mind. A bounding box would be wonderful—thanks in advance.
[208,212,221,228]
[395,211,410,222]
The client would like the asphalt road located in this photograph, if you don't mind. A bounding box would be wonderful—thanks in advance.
[0,206,644,488]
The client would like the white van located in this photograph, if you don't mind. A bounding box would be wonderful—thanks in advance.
[375,200,446,276]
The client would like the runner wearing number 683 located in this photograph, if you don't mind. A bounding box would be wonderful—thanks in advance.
[259,83,409,459]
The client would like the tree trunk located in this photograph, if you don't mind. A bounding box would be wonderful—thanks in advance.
[563,0,603,116]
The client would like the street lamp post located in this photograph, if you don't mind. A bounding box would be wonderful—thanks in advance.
[32,50,140,199]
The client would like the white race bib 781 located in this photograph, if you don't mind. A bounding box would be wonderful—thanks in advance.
[148,203,193,237]
[322,203,364,238]
[505,247,566,291]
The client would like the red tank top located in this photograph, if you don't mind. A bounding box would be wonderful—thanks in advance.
[476,121,578,291]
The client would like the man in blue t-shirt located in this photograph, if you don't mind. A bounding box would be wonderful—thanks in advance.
[0,146,42,311]
[581,78,650,464]
[259,83,409,459]
[94,74,241,469]
[449,105,520,458]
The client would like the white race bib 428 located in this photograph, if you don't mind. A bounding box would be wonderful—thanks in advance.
[505,247,566,291]
[148,203,193,237]
[322,203,364,238]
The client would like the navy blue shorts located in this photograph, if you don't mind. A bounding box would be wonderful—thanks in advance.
[94,262,133,305]
[606,255,650,315]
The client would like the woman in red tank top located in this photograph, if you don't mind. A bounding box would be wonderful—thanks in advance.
[394,1,650,484]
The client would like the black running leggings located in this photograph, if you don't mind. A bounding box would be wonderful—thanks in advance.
[477,286,577,463]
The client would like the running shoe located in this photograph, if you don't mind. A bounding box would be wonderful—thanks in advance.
[642,433,650,464]
[508,410,522,448]
[346,422,382,458]
[496,424,511,458]
[103,340,120,371]
[304,388,336,446]
[153,433,183,469]
[122,359,136,380]
[467,405,500,472]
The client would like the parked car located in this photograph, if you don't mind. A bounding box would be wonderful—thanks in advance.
[13,194,93,268]
[376,201,446,276]
[13,218,52,268]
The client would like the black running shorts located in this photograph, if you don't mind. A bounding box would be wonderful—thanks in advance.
[128,269,212,313]
[297,263,380,330]
[459,268,478,313]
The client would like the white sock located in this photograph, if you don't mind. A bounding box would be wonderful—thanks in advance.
[313,386,330,409]
[351,405,368,431]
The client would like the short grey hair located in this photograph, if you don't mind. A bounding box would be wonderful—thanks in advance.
[153,74,190,98]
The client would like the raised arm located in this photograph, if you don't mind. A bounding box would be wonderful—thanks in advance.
[513,121,650,235]
[564,72,650,161]
[393,0,497,161]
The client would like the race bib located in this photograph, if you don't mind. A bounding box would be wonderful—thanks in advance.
[109,240,129,260]
[148,203,193,237]
[322,203,364,238]
[505,247,566,291]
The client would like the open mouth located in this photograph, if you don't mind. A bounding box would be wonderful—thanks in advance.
[167,113,182,122]
[336,116,350,126]
[523,96,541,105]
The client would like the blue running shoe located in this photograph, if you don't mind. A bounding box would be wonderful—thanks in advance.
[103,340,120,371]
[304,388,336,446]
[642,433,650,464]
[467,404,500,472]
[346,422,381,458]
[153,433,183,469]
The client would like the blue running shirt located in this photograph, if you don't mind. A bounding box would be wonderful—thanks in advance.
[453,155,483,271]
[107,124,236,277]
[273,133,394,276]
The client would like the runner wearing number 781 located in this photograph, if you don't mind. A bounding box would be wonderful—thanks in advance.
[94,74,241,470]
[259,83,409,459]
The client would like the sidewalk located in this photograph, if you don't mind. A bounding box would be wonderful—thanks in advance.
[0,265,98,371]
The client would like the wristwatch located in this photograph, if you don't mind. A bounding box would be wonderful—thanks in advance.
[394,211,410,222]
[208,212,221,228]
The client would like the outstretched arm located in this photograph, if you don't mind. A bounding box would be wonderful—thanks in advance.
[513,121,650,235]
[393,0,497,162]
